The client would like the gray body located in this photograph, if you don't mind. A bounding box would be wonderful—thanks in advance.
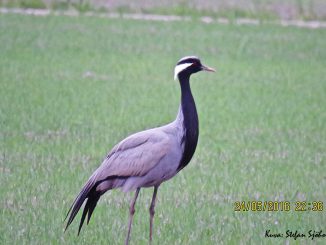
[95,107,185,193]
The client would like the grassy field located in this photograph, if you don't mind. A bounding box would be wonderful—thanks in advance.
[1,0,326,20]
[0,13,325,245]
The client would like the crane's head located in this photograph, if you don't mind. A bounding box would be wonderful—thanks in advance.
[174,56,215,80]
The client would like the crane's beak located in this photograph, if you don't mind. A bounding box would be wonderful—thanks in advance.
[201,65,216,72]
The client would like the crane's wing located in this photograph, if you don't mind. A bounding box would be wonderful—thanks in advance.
[93,128,171,181]
[65,128,171,233]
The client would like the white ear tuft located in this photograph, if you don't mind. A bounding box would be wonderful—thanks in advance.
[174,63,192,80]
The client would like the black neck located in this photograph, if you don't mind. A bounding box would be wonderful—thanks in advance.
[176,73,199,171]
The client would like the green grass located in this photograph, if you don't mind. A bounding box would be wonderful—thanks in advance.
[0,13,325,245]
[1,0,326,20]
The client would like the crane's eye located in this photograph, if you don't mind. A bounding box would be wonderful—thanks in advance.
[192,62,198,66]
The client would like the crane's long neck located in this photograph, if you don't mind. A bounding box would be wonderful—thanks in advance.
[176,74,199,171]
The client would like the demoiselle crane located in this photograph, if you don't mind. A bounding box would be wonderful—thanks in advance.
[65,56,215,244]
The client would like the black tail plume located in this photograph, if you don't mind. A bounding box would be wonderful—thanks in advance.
[77,191,100,235]
[64,178,98,233]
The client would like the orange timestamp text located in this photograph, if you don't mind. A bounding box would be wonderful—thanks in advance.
[234,201,323,212]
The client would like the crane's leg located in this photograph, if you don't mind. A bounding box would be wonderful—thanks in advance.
[149,185,159,244]
[125,188,140,245]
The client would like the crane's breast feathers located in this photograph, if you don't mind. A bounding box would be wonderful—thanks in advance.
[94,130,171,180]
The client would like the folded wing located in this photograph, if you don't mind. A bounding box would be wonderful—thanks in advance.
[65,127,171,234]
[94,128,171,181]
